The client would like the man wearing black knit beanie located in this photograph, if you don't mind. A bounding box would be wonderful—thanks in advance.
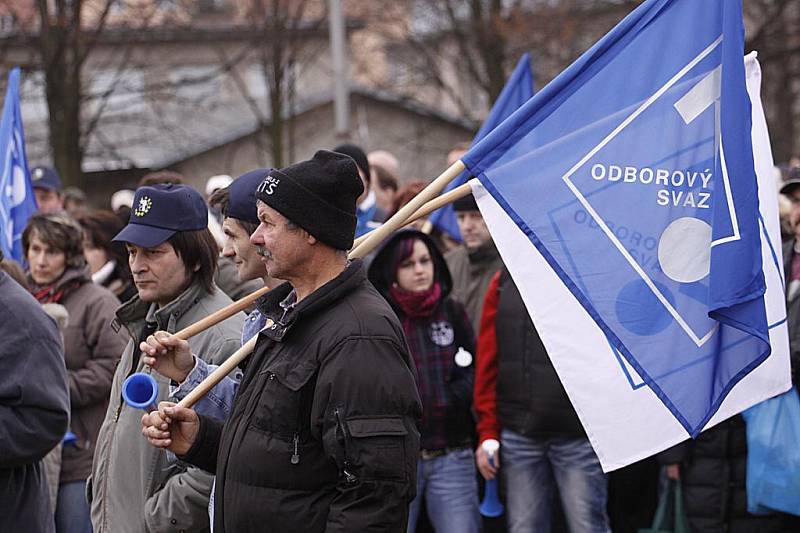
[140,150,422,533]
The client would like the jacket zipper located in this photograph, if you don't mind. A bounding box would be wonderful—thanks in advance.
[291,433,300,465]
[334,408,357,484]
[100,398,122,531]
[265,371,301,465]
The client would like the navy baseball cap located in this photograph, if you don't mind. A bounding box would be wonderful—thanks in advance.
[228,169,273,224]
[31,166,62,191]
[113,184,208,248]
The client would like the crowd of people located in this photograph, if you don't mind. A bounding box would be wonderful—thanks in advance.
[1,143,799,533]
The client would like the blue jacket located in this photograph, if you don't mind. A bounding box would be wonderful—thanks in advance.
[0,271,70,533]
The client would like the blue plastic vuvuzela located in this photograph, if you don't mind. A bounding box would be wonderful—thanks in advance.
[122,373,159,411]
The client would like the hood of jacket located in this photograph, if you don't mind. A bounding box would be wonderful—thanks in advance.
[367,229,452,302]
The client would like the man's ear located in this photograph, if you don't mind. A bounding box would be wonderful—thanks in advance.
[193,263,201,273]
[306,232,317,245]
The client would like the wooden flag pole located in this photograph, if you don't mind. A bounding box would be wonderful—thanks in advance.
[172,285,270,340]
[349,160,466,259]
[351,182,472,249]
[176,335,258,409]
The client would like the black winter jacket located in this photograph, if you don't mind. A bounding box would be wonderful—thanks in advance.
[783,240,800,379]
[495,269,585,438]
[183,260,422,532]
[657,415,784,533]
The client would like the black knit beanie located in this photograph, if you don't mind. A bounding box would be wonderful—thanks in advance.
[453,192,479,212]
[333,143,371,183]
[255,150,364,250]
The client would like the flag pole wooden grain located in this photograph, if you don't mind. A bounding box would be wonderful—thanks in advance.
[349,160,466,259]
[172,285,270,340]
[176,336,258,409]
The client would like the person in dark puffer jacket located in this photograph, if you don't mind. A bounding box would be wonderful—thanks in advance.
[658,414,786,533]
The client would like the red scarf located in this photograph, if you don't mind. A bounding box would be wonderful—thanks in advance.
[389,282,442,318]
[31,280,82,304]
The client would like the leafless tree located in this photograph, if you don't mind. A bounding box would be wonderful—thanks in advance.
[744,0,800,163]
[371,0,639,122]
[0,0,172,187]
[377,0,799,162]
[225,0,327,168]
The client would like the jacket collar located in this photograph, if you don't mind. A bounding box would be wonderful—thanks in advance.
[115,281,208,333]
[357,190,377,213]
[467,239,500,266]
[258,259,365,342]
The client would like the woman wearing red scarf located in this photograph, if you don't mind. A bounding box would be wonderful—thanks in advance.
[23,213,127,533]
[368,229,480,533]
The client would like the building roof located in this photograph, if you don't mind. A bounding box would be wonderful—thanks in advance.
[22,83,476,172]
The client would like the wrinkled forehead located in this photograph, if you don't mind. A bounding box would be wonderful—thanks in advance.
[255,199,289,224]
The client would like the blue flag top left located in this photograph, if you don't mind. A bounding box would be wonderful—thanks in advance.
[0,68,35,263]
[464,0,770,437]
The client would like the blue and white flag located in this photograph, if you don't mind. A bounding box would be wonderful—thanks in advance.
[429,53,533,240]
[0,67,35,263]
[466,0,791,471]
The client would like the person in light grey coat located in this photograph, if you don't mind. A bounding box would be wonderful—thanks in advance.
[0,257,70,533]
[89,184,243,533]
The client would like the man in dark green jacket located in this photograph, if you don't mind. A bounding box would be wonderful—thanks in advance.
[445,194,504,333]
[142,151,422,532]
[0,251,70,533]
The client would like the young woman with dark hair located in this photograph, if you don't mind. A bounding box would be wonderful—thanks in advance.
[368,229,480,533]
[22,213,128,533]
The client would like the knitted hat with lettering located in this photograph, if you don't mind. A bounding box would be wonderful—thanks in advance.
[255,150,364,250]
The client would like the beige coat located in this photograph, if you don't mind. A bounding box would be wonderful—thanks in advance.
[89,282,243,533]
[50,267,128,485]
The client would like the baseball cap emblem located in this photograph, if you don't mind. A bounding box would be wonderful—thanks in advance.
[134,196,153,217]
[33,168,44,180]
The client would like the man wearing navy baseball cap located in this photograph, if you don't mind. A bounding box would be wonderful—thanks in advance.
[141,151,421,532]
[30,166,64,214]
[208,170,282,325]
[210,171,272,304]
[89,183,244,533]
